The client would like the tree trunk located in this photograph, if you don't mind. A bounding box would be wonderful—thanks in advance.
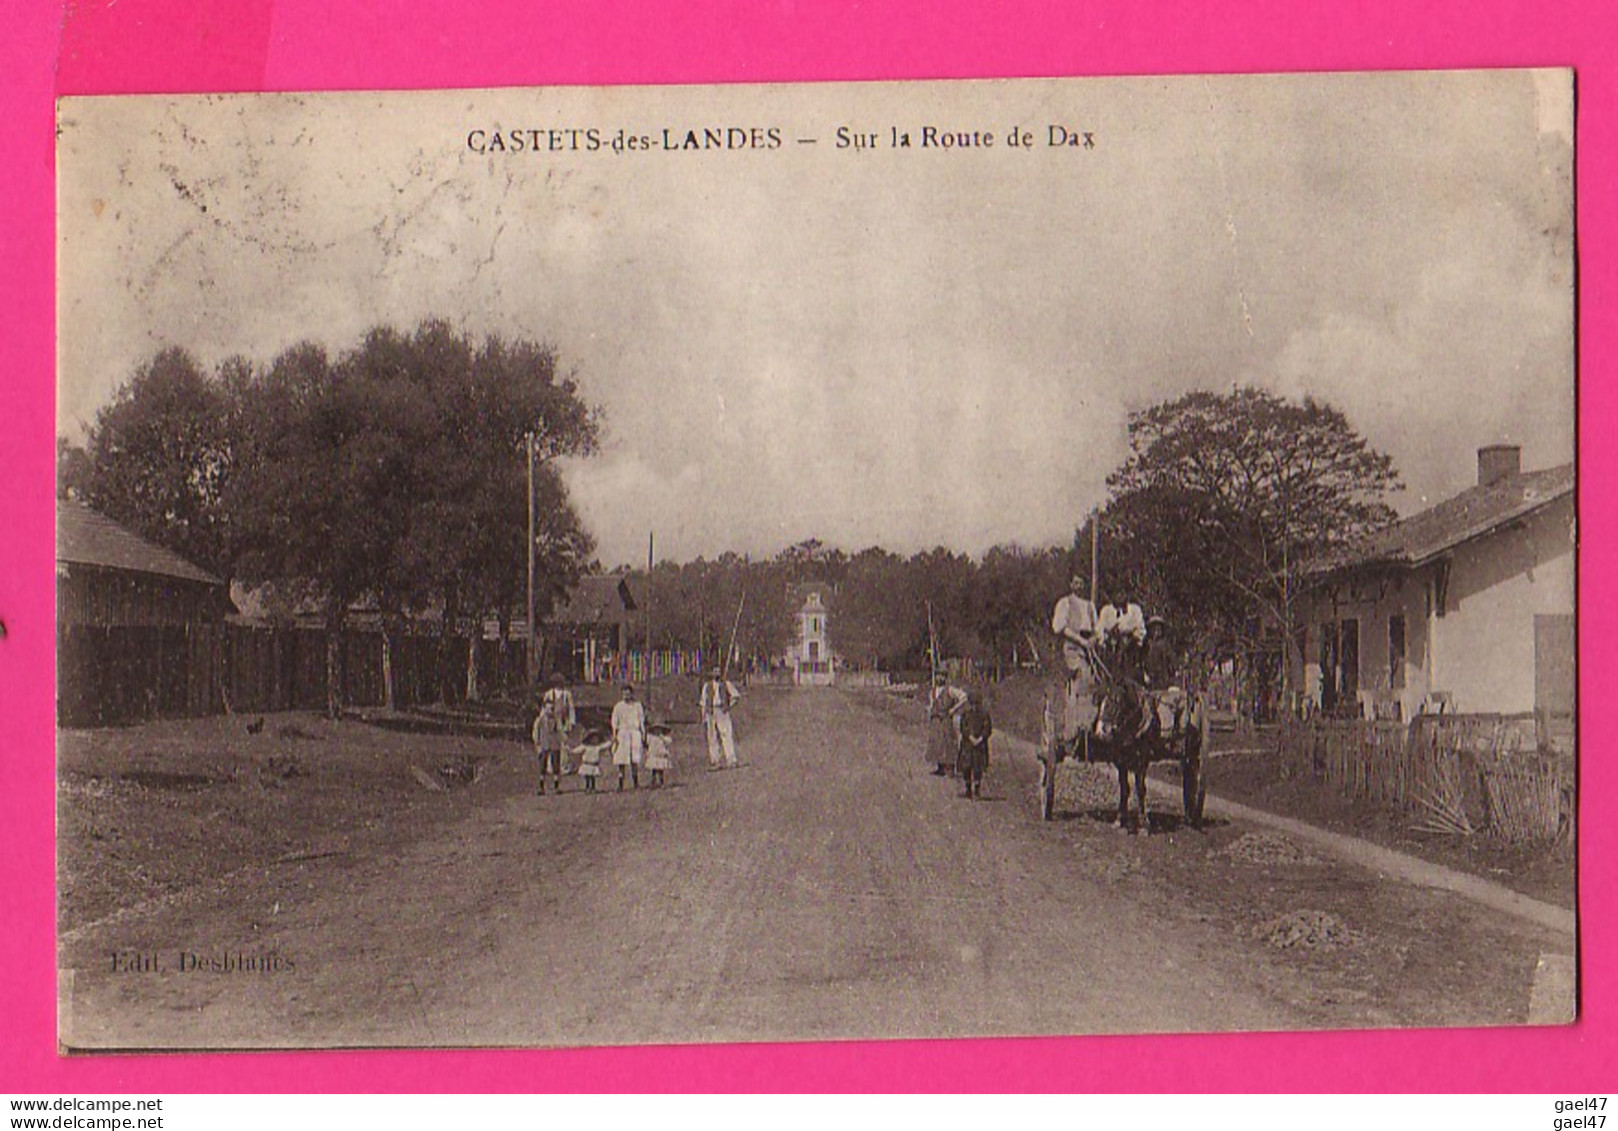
[441,583,459,705]
[466,615,482,703]
[381,616,397,712]
[496,607,512,696]
[325,594,347,720]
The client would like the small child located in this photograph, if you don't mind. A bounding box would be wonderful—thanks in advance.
[532,700,563,796]
[645,723,673,788]
[956,689,993,800]
[573,728,609,793]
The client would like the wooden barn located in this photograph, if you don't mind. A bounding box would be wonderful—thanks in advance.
[57,499,233,726]
[546,574,639,683]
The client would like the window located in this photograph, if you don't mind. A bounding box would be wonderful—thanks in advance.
[1388,614,1407,691]
[1318,618,1361,716]
[1339,618,1360,706]
[1319,622,1339,712]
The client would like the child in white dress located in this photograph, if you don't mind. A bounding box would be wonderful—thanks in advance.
[573,728,609,793]
[645,723,673,788]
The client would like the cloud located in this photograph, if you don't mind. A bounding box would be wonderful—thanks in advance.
[58,75,1574,566]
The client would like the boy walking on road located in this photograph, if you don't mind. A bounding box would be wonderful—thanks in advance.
[533,699,564,796]
[956,689,993,800]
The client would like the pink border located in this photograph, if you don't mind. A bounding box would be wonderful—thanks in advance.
[4,0,1611,1093]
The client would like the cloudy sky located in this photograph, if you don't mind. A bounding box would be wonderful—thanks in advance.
[57,71,1575,566]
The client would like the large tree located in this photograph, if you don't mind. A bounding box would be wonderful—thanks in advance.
[225,322,601,716]
[76,347,237,576]
[1103,386,1400,703]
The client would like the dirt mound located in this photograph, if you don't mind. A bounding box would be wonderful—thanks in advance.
[1220,831,1321,867]
[1056,761,1119,812]
[1255,909,1359,951]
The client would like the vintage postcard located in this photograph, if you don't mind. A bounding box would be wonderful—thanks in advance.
[55,71,1575,1050]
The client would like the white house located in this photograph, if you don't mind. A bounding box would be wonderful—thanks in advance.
[1290,445,1574,725]
[786,582,836,686]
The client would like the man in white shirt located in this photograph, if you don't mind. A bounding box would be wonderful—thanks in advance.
[1051,574,1099,679]
[1098,592,1147,649]
[1099,584,1148,680]
[701,666,743,769]
[1051,574,1100,744]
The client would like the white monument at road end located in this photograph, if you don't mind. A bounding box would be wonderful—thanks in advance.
[787,582,836,686]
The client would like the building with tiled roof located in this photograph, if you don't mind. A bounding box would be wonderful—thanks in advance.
[547,574,639,682]
[57,498,223,587]
[57,498,231,724]
[1290,446,1574,723]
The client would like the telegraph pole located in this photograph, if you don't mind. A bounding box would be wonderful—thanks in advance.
[646,530,655,706]
[525,431,536,689]
[1090,507,1100,604]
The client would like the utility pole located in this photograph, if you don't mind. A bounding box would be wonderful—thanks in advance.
[646,530,655,706]
[525,431,536,690]
[1090,507,1100,604]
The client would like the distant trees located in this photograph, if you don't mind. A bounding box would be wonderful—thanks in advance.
[637,540,1075,679]
[628,388,1399,701]
[70,322,601,716]
[68,349,1397,714]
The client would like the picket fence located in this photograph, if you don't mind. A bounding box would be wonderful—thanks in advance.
[1283,713,1574,846]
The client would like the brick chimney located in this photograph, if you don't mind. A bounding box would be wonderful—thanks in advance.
[1478,444,1522,487]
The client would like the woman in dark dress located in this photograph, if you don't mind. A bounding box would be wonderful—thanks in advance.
[927,673,968,776]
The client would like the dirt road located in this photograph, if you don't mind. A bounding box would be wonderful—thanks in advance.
[60,688,1566,1049]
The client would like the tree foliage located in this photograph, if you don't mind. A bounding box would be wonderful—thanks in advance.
[637,539,1074,678]
[72,323,602,716]
[77,347,237,576]
[1102,387,1399,688]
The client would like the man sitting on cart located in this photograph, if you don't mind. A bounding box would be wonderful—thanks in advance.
[1050,573,1100,745]
[1098,582,1148,683]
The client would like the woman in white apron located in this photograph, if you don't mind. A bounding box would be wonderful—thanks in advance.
[610,683,646,791]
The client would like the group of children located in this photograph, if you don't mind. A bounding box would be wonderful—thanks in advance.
[927,675,994,800]
[530,680,673,796]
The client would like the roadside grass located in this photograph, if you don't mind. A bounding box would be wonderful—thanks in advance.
[56,714,533,935]
[57,688,738,938]
[971,671,1574,910]
[1202,740,1574,910]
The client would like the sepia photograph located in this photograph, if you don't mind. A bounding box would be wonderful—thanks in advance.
[54,70,1576,1051]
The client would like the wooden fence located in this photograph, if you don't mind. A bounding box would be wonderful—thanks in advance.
[1282,713,1575,846]
[59,620,528,726]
